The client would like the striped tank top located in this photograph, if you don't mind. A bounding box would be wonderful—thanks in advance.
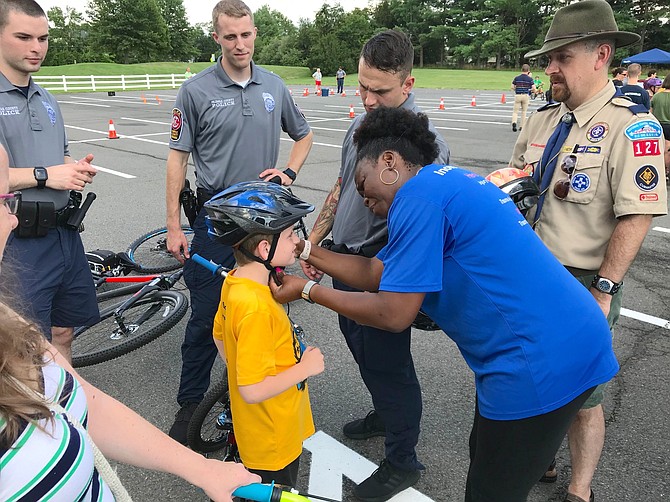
[0,359,114,501]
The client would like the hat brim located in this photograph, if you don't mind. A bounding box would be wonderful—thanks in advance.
[525,31,640,58]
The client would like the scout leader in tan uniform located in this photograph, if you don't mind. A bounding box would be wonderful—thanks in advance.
[509,2,667,502]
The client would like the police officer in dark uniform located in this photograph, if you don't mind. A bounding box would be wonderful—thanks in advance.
[0,0,99,361]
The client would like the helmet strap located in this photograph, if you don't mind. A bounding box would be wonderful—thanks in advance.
[238,234,282,285]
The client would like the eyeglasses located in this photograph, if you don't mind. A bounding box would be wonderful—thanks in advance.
[0,191,21,215]
[553,155,577,199]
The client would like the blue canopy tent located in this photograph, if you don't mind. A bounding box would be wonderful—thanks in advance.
[621,48,670,65]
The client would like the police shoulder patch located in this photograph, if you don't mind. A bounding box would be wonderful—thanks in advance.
[171,108,183,142]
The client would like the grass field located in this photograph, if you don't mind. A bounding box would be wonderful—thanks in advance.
[37,62,543,90]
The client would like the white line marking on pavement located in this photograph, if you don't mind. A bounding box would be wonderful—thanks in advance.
[121,117,170,125]
[621,308,670,330]
[66,124,169,146]
[436,126,469,131]
[59,101,110,108]
[92,164,136,179]
[304,431,434,501]
[652,226,670,234]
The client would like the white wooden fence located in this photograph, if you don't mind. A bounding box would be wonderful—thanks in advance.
[32,73,189,92]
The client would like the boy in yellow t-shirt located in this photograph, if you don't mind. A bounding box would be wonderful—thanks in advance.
[203,181,324,488]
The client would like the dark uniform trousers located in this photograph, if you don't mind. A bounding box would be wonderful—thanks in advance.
[178,207,235,406]
[332,277,423,471]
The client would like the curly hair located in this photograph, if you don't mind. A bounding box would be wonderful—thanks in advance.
[353,107,439,169]
[0,284,52,449]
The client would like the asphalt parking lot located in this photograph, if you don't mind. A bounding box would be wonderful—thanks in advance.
[57,85,670,501]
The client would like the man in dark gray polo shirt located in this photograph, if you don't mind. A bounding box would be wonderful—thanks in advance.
[0,0,99,361]
[165,0,313,444]
[300,30,450,502]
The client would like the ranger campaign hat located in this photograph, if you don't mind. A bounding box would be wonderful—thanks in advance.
[525,0,640,58]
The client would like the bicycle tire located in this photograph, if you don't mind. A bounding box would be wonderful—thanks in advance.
[71,290,188,367]
[127,226,194,274]
[187,377,236,456]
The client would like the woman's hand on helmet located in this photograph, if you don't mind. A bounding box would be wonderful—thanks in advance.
[269,272,305,304]
[300,260,323,281]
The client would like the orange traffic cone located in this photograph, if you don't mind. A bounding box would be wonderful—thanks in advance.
[341,90,346,97]
[355,88,360,96]
[438,97,445,110]
[108,119,119,139]
[303,88,309,97]
[141,94,147,104]
[156,95,162,105]
[471,95,477,107]
[500,93,506,104]
[349,104,355,119]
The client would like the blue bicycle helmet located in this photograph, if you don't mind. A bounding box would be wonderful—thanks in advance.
[204,181,314,246]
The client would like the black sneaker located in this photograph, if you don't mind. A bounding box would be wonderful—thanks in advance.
[354,459,420,501]
[343,410,386,440]
[168,402,199,445]
[512,122,517,132]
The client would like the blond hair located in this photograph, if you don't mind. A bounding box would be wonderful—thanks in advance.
[212,0,253,33]
[0,297,52,448]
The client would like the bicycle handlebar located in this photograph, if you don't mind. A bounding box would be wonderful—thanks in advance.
[191,253,228,278]
[233,483,310,502]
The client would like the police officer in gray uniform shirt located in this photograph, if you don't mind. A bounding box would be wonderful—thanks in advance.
[165,0,313,444]
[0,0,99,362]
[301,31,450,502]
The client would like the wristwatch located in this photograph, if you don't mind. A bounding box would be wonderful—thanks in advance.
[283,168,297,182]
[301,280,317,303]
[34,167,48,189]
[590,275,623,295]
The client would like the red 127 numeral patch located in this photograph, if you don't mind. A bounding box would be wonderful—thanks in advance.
[632,139,660,157]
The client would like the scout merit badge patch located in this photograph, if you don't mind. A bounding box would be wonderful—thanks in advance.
[571,173,590,192]
[634,165,660,192]
[171,108,183,141]
[586,123,608,143]
[624,120,663,141]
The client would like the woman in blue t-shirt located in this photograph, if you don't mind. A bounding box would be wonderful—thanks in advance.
[271,107,618,502]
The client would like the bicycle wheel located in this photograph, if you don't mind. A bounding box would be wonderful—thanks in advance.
[187,377,237,456]
[72,290,188,367]
[127,226,194,274]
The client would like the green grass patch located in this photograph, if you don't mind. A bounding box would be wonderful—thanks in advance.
[38,62,548,91]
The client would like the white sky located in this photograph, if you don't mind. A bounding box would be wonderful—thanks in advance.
[38,1,373,26]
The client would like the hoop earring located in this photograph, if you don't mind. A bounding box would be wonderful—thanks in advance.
[379,167,400,185]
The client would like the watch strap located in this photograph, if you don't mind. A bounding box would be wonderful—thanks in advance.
[301,280,317,303]
[34,167,48,189]
[299,240,312,261]
[283,168,297,182]
[591,275,623,295]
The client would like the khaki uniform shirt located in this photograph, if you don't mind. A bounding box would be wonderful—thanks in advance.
[510,81,667,271]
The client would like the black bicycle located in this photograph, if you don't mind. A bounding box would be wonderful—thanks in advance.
[126,225,194,274]
[71,233,191,368]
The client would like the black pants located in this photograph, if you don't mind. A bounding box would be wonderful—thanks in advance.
[464,387,595,502]
[248,455,300,488]
[177,208,235,405]
[333,278,423,471]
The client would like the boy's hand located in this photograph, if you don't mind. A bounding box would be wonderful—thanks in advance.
[300,346,324,377]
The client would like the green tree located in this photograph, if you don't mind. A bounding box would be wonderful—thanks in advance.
[253,6,299,66]
[191,23,219,63]
[44,6,90,66]
[88,0,169,63]
[156,0,197,61]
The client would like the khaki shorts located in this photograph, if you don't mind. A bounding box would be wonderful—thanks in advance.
[575,274,623,409]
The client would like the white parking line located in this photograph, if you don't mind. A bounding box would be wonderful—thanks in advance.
[92,164,136,179]
[121,117,170,125]
[59,101,110,108]
[621,308,670,329]
[652,226,670,234]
